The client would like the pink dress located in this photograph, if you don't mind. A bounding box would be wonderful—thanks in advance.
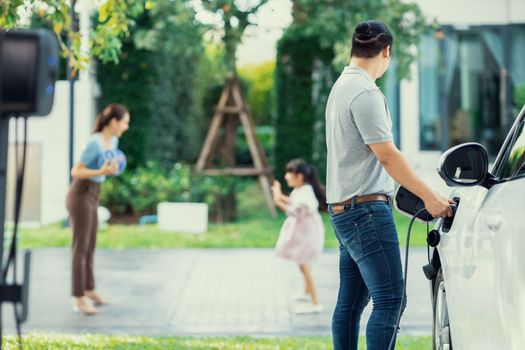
[275,184,325,264]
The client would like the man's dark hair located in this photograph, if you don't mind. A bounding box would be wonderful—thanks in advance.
[351,20,393,58]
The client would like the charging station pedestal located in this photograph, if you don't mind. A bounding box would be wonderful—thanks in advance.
[0,115,32,323]
[0,117,8,264]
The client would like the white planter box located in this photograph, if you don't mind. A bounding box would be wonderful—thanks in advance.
[157,202,208,234]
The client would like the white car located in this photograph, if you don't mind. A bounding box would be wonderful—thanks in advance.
[429,105,525,350]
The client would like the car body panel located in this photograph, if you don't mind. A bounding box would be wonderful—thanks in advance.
[433,108,525,350]
[439,182,525,349]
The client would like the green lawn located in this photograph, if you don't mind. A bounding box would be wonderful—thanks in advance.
[17,185,430,249]
[3,335,432,349]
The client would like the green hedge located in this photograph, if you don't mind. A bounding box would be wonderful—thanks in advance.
[100,162,248,221]
[97,4,205,170]
[275,31,334,183]
[236,125,275,165]
[97,39,155,169]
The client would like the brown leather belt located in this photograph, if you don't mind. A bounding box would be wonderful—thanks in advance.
[331,194,389,215]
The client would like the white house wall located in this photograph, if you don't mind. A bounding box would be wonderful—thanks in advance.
[416,0,525,25]
[7,79,96,225]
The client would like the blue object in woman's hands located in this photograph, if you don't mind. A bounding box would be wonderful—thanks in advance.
[98,149,127,176]
[113,150,127,175]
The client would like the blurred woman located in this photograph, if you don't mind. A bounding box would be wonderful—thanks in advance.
[66,104,130,315]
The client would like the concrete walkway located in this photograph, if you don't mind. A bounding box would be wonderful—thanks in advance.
[4,248,433,337]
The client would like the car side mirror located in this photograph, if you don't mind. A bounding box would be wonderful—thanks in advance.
[437,142,489,187]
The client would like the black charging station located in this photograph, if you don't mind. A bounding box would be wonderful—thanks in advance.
[0,28,59,337]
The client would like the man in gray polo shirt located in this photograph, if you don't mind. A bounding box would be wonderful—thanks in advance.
[326,62,394,203]
[326,21,453,350]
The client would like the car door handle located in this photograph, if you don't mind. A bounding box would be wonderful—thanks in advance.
[485,215,503,231]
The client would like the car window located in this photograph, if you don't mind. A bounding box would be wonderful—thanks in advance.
[499,119,525,179]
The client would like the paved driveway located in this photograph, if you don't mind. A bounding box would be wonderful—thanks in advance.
[4,248,432,336]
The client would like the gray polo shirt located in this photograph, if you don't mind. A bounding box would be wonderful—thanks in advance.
[325,65,394,204]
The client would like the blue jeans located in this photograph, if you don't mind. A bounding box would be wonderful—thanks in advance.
[329,200,404,350]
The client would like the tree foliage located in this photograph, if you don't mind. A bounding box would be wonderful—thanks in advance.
[200,0,268,74]
[287,0,431,79]
[274,0,431,182]
[238,61,275,125]
[1,0,154,74]
[96,36,155,169]
[97,1,205,170]
[275,33,334,182]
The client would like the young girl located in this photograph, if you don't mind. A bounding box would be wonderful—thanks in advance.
[271,159,326,314]
[66,103,130,315]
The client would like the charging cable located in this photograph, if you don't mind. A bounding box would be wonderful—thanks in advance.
[388,204,457,350]
[387,207,429,350]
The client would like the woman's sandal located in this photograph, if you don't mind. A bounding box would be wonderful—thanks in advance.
[73,297,98,315]
[85,290,109,306]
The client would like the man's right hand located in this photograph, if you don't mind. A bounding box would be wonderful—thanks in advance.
[423,192,455,218]
[368,141,456,219]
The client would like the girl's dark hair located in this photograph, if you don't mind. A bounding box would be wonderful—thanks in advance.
[93,103,129,133]
[286,159,327,211]
[351,20,393,58]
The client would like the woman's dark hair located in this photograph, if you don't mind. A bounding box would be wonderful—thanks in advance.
[93,103,129,133]
[351,20,393,58]
[286,159,327,211]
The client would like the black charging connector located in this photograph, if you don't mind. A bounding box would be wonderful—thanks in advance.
[393,186,434,222]
[427,199,458,247]
[441,198,459,233]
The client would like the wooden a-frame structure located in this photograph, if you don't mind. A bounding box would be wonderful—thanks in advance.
[195,78,277,217]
